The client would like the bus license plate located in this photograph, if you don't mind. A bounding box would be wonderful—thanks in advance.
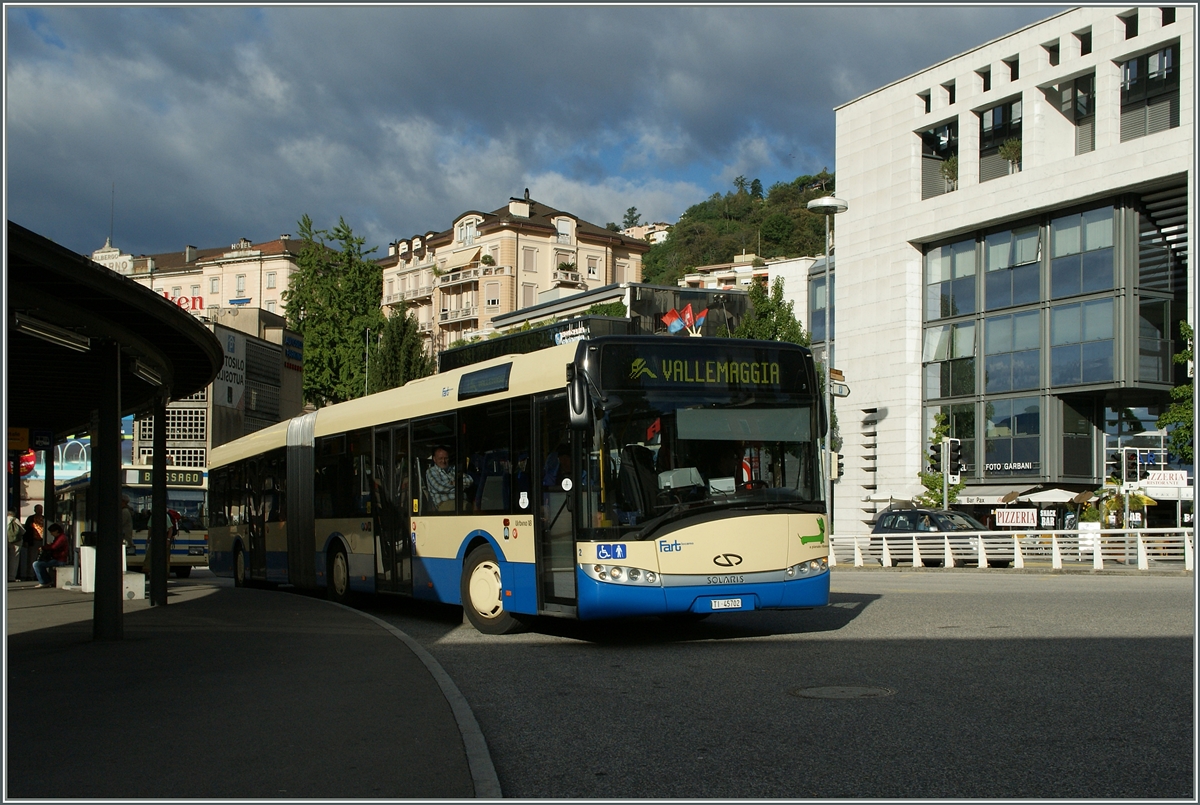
[711,598,743,610]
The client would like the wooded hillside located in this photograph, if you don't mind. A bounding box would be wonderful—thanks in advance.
[640,170,836,286]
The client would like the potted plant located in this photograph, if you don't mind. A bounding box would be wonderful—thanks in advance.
[998,138,1022,173]
[480,254,495,266]
[940,155,958,190]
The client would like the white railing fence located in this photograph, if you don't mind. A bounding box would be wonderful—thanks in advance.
[829,528,1194,571]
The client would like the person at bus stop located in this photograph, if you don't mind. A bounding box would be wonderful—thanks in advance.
[32,522,69,588]
[120,495,134,550]
[7,510,25,582]
[144,509,178,583]
[21,504,45,581]
[426,447,457,511]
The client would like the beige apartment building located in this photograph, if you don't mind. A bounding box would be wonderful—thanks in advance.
[377,193,650,351]
[92,234,299,318]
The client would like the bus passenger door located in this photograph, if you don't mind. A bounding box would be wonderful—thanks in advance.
[373,425,411,595]
[536,394,576,606]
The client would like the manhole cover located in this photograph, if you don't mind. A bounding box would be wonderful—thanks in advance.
[791,685,895,699]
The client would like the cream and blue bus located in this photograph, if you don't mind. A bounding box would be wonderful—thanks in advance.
[207,335,830,633]
[56,465,210,577]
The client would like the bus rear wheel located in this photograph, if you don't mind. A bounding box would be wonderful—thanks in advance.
[233,548,246,587]
[461,545,524,635]
[174,566,191,579]
[328,546,351,604]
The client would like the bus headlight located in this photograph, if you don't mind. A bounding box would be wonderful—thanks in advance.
[582,564,661,585]
[785,559,828,578]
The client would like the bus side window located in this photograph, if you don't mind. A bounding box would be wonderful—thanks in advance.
[412,414,456,516]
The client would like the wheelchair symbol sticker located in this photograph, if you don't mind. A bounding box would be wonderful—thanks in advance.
[596,544,627,561]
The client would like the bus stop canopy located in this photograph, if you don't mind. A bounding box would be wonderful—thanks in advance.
[7,220,223,438]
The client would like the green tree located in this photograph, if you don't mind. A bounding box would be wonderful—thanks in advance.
[604,222,620,232]
[1156,320,1194,464]
[622,207,641,230]
[585,301,627,317]
[731,277,808,345]
[750,178,764,200]
[916,412,964,507]
[732,175,748,195]
[284,215,386,406]
[367,310,433,394]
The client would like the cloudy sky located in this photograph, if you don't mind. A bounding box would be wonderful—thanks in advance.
[6,4,1063,258]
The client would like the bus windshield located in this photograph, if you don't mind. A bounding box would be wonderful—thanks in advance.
[123,488,208,532]
[580,390,821,540]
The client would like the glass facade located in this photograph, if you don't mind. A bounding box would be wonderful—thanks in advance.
[920,190,1186,482]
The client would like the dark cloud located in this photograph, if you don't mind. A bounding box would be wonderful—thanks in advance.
[6,5,1062,256]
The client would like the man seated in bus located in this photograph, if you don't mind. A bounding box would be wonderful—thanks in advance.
[426,447,458,512]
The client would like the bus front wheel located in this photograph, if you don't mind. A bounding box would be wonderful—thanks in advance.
[461,545,524,635]
[328,546,351,604]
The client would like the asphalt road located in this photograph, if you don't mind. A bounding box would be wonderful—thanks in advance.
[357,571,1194,799]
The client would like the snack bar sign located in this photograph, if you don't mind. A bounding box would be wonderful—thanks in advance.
[213,326,246,410]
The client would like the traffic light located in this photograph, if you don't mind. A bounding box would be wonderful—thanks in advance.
[1123,448,1139,484]
[929,442,943,473]
[947,438,963,474]
[1105,450,1122,480]
[836,453,845,478]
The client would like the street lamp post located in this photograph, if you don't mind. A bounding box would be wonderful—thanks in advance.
[806,196,848,536]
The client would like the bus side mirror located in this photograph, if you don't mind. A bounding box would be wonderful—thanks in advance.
[567,364,590,430]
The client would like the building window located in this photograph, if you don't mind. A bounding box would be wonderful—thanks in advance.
[1162,7,1175,25]
[1060,73,1096,154]
[615,261,628,283]
[1120,43,1180,141]
[172,286,182,299]
[925,239,975,320]
[979,98,1022,182]
[236,275,246,294]
[1051,298,1114,385]
[984,396,1040,477]
[984,311,1040,393]
[920,119,958,199]
[190,284,200,297]
[809,273,834,343]
[1075,29,1092,56]
[977,67,991,92]
[485,282,500,308]
[210,277,220,294]
[1051,207,1114,298]
[942,80,955,105]
[927,403,976,476]
[1044,40,1060,66]
[522,247,537,273]
[267,300,277,314]
[1138,298,1171,382]
[918,90,931,114]
[984,224,1040,310]
[923,321,975,398]
[1005,56,1019,81]
[267,272,277,289]
[522,283,536,308]
[1121,10,1138,39]
[556,218,571,244]
[587,256,599,277]
[386,279,394,298]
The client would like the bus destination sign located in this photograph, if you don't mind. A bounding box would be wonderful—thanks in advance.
[135,469,204,487]
[600,343,809,393]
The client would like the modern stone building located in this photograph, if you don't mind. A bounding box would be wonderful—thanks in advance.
[832,6,1192,531]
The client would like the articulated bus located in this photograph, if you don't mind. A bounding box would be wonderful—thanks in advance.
[207,335,830,633]
[56,465,210,577]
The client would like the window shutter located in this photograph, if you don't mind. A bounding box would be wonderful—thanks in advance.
[979,152,1009,182]
[1075,119,1095,154]
[922,156,947,199]
[1121,106,1146,141]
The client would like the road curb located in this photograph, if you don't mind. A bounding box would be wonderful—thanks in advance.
[336,603,503,799]
[832,565,1192,576]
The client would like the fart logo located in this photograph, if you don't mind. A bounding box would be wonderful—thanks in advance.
[630,358,657,380]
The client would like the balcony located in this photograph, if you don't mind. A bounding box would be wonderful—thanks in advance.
[439,306,480,323]
[438,264,511,288]
[552,269,585,287]
[404,285,433,300]
[417,321,432,333]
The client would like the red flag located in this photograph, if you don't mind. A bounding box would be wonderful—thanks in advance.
[681,302,695,328]
[646,418,662,442]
